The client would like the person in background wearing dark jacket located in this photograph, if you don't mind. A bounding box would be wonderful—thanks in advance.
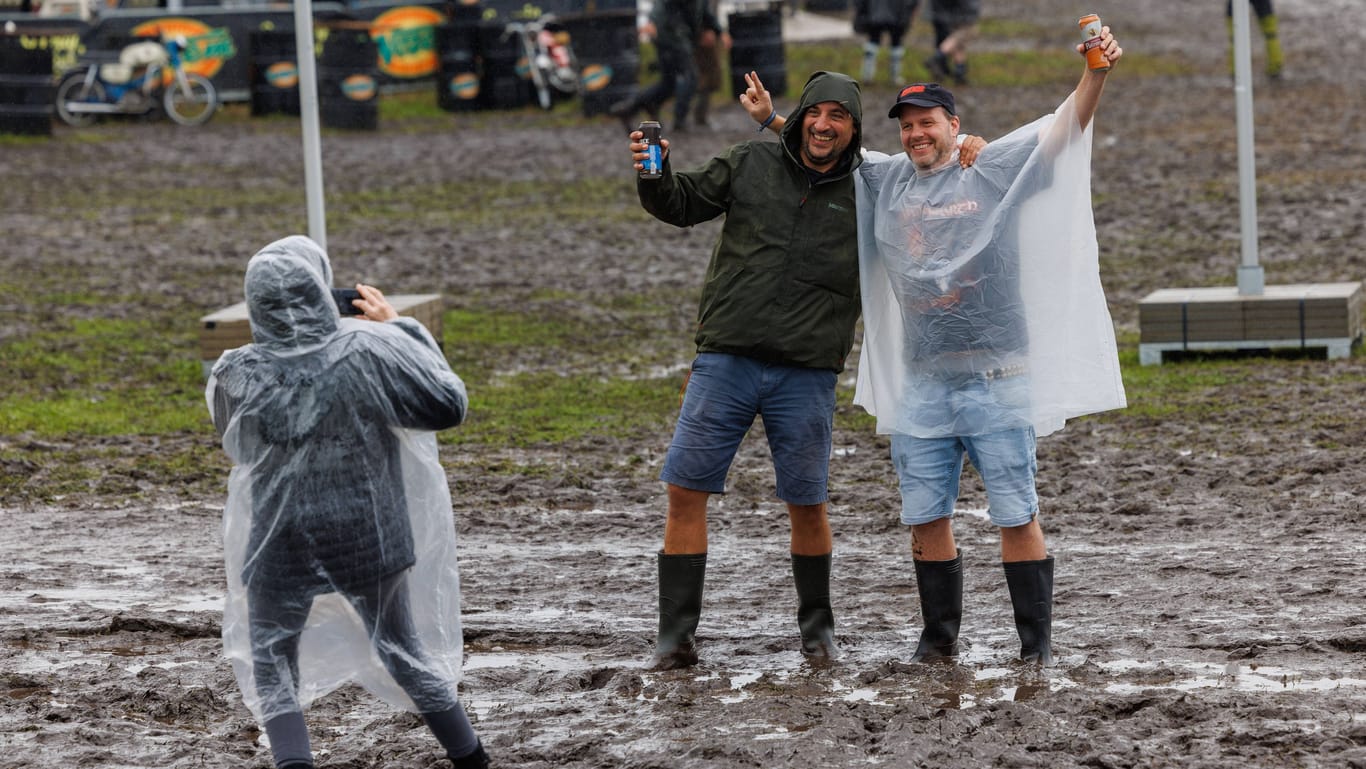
[206,236,488,769]
[610,0,716,132]
[854,0,919,85]
[623,71,864,669]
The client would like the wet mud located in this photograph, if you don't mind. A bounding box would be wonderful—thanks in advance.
[2,0,1364,766]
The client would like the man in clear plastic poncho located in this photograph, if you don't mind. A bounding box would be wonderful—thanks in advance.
[205,236,488,769]
[853,28,1128,665]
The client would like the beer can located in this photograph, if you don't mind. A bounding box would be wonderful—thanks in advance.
[639,120,663,180]
[1078,14,1109,72]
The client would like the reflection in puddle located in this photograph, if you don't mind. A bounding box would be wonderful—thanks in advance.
[1100,659,1366,694]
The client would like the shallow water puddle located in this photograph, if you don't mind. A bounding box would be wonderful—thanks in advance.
[1100,659,1366,694]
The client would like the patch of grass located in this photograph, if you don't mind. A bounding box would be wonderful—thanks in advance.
[0,317,208,436]
[450,370,676,447]
[439,297,691,446]
[332,174,640,231]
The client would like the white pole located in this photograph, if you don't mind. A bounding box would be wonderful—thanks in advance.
[1231,0,1263,296]
[293,0,327,251]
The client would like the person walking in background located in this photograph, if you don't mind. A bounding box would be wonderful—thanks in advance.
[622,71,866,669]
[923,0,979,85]
[853,0,919,85]
[206,236,488,769]
[1226,0,1283,79]
[610,0,716,132]
[690,0,729,129]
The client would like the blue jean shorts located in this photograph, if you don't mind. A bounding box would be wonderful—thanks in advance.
[889,427,1038,528]
[661,353,837,505]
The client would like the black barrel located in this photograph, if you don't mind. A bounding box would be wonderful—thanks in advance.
[727,8,785,98]
[318,27,379,130]
[249,30,301,117]
[559,9,638,117]
[0,34,55,136]
[476,21,530,110]
[434,12,481,112]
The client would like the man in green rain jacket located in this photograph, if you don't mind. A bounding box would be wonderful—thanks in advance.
[625,71,863,669]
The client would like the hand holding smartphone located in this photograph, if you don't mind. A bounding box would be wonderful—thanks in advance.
[331,288,365,315]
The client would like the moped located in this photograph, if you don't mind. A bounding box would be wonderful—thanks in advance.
[504,17,578,110]
[55,35,218,127]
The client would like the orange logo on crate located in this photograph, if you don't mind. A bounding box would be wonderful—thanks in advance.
[265,61,299,89]
[371,6,443,79]
[449,72,479,99]
[341,73,377,101]
[580,63,612,92]
[131,18,236,81]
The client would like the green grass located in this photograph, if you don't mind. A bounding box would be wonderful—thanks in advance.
[452,371,676,447]
[0,317,208,436]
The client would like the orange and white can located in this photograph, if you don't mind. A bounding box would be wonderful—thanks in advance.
[1078,14,1109,72]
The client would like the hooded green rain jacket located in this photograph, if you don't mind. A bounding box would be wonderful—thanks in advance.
[637,72,864,372]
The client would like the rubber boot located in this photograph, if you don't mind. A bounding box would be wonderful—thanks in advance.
[924,49,950,80]
[692,93,710,128]
[1225,16,1235,76]
[1003,556,1054,665]
[791,552,838,658]
[952,59,969,85]
[651,552,706,669]
[1260,14,1283,78]
[889,46,905,85]
[448,740,490,769]
[909,550,962,662]
[861,42,879,83]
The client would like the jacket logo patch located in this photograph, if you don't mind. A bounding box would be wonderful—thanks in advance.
[827,202,848,212]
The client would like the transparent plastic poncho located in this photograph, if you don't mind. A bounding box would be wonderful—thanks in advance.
[854,94,1126,438]
[205,236,467,724]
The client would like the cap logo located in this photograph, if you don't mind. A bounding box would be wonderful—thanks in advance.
[900,85,927,98]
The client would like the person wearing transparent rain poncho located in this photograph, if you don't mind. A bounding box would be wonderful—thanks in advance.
[205,236,489,769]
[749,28,1128,665]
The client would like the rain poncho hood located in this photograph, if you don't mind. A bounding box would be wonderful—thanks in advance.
[854,93,1125,438]
[206,236,467,723]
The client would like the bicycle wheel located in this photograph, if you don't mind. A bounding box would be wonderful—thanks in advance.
[54,71,105,128]
[163,72,217,126]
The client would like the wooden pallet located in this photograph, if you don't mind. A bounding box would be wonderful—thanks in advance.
[199,293,444,375]
[1138,282,1362,365]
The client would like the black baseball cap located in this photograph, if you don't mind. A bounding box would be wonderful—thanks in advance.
[887,83,956,118]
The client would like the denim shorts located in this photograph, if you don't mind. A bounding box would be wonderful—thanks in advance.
[889,427,1038,528]
[661,353,837,505]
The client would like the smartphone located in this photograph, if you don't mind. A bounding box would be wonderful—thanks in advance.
[331,287,364,315]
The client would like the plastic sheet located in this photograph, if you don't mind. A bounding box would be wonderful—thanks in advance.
[854,93,1125,438]
[205,236,468,723]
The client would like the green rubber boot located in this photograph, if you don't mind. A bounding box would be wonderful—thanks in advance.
[1260,14,1284,78]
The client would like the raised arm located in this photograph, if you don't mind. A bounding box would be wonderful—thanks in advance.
[1072,25,1122,131]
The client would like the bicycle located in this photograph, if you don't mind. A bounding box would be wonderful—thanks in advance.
[503,17,578,111]
[55,34,219,127]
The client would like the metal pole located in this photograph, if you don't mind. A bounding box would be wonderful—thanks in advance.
[1232,0,1263,296]
[293,0,327,251]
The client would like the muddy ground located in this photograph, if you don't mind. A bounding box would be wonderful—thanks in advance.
[2,0,1365,766]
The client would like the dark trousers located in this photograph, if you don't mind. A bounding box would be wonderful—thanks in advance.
[248,571,459,716]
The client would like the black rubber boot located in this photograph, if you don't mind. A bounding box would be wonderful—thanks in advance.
[448,739,490,769]
[651,552,706,670]
[910,550,963,662]
[1003,556,1055,665]
[791,552,838,659]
